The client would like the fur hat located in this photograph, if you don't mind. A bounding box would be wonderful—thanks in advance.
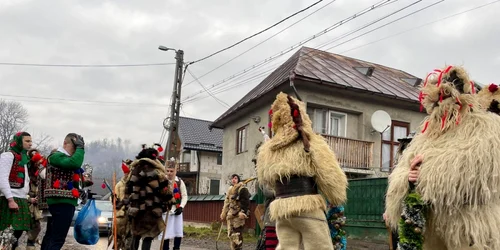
[268,92,314,152]
[477,83,500,115]
[418,65,479,137]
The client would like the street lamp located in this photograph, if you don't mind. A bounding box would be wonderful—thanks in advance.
[158,45,175,52]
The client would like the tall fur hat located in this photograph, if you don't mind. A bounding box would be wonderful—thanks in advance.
[418,65,479,137]
[268,92,314,152]
[476,83,500,115]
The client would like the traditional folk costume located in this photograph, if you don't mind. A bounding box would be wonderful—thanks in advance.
[385,65,500,249]
[159,159,188,250]
[0,132,32,249]
[326,203,346,250]
[25,149,48,250]
[256,92,348,250]
[220,176,251,250]
[477,83,500,115]
[109,159,133,250]
[122,145,173,250]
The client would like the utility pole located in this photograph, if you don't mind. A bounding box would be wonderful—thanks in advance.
[159,45,184,160]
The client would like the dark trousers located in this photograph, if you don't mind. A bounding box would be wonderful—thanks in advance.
[41,203,75,250]
[132,236,154,250]
[163,237,182,250]
[11,230,24,249]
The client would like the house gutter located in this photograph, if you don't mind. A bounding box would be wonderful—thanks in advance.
[196,150,201,195]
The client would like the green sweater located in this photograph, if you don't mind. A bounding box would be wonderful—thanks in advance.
[46,148,85,206]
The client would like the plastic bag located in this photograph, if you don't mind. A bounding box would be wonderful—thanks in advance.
[74,199,101,245]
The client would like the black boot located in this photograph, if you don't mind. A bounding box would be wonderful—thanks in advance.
[142,237,153,250]
[163,239,170,250]
[173,237,182,250]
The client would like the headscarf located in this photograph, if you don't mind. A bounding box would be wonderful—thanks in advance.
[8,131,29,166]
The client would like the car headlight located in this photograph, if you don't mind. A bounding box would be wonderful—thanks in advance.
[97,216,107,223]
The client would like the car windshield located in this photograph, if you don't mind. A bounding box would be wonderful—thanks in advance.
[95,201,113,211]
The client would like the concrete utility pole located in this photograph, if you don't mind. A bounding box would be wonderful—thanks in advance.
[159,45,184,160]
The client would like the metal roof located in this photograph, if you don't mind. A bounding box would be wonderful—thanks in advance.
[178,116,223,152]
[212,46,422,128]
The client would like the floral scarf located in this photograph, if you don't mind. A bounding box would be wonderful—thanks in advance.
[8,131,29,166]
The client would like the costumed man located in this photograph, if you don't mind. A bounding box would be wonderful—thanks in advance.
[326,202,346,250]
[477,83,500,115]
[25,149,48,250]
[385,65,500,249]
[254,127,278,250]
[0,131,33,250]
[220,174,251,250]
[256,92,348,250]
[108,159,133,250]
[41,133,86,250]
[159,158,188,250]
[122,145,173,250]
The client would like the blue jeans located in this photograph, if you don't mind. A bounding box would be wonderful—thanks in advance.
[41,203,75,250]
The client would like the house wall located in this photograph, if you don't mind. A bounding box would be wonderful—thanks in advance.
[198,151,224,194]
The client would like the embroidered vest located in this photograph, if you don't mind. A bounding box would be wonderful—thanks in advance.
[44,163,78,199]
[8,151,25,189]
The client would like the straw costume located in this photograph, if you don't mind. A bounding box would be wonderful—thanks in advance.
[385,65,500,249]
[256,92,348,250]
[477,83,500,115]
[108,159,133,250]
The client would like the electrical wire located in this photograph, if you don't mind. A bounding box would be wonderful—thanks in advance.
[187,0,325,66]
[183,0,339,87]
[0,94,168,107]
[186,68,230,108]
[0,62,175,67]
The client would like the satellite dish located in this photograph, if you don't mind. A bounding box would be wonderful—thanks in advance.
[371,110,391,133]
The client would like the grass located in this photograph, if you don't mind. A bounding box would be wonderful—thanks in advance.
[183,222,258,243]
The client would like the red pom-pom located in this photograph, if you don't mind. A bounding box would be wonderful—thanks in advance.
[268,122,272,128]
[158,146,164,153]
[14,154,21,161]
[16,178,23,183]
[293,109,299,117]
[15,132,22,136]
[268,109,273,115]
[9,142,16,147]
[101,183,106,189]
[73,174,80,182]
[121,163,130,174]
[41,159,47,167]
[53,179,61,189]
[17,167,24,172]
[31,153,43,162]
[72,189,79,198]
[174,193,181,199]
[173,182,178,188]
[488,83,498,93]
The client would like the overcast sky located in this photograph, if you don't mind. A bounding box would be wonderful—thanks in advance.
[0,0,498,149]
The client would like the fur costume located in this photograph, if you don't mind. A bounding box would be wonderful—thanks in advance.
[256,92,348,250]
[385,65,500,249]
[122,146,173,246]
[477,83,500,115]
[220,179,251,250]
[108,160,133,250]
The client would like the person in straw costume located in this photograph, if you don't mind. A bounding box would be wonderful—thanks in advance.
[385,65,500,249]
[108,159,133,250]
[256,92,348,250]
[159,157,188,250]
[477,83,500,115]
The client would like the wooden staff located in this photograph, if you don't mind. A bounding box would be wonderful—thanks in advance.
[113,171,117,250]
[159,179,173,250]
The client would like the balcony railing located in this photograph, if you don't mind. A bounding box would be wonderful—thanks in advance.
[323,135,373,169]
[178,162,190,173]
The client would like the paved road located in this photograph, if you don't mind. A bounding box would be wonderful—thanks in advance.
[95,235,208,250]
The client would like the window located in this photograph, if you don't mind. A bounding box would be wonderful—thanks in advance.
[236,125,248,154]
[306,107,347,137]
[217,153,223,165]
[209,179,220,195]
[381,121,410,172]
[183,151,191,163]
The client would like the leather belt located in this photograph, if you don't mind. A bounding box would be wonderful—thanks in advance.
[274,175,317,198]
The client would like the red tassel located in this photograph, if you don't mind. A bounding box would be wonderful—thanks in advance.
[157,146,164,152]
[53,179,60,189]
[73,174,80,182]
[439,88,444,103]
[423,73,432,87]
[101,183,106,189]
[441,110,448,130]
[72,189,79,198]
[421,121,429,133]
[121,163,130,174]
[293,109,299,117]
[437,71,444,87]
[470,81,476,94]
[268,109,273,115]
[443,65,453,73]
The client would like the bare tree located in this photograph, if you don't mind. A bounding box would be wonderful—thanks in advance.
[0,100,28,152]
[32,132,55,155]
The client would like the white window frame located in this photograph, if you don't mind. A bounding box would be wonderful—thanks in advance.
[308,107,347,137]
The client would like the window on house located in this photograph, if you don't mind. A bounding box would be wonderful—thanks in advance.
[236,125,248,154]
[183,151,191,163]
[306,107,347,137]
[217,153,222,165]
[209,179,220,195]
[381,121,410,172]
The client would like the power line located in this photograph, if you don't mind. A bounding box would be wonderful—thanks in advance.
[186,68,230,108]
[0,62,175,67]
[0,94,168,107]
[183,0,339,87]
[339,0,500,54]
[183,0,446,104]
[180,0,397,103]
[187,0,325,66]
